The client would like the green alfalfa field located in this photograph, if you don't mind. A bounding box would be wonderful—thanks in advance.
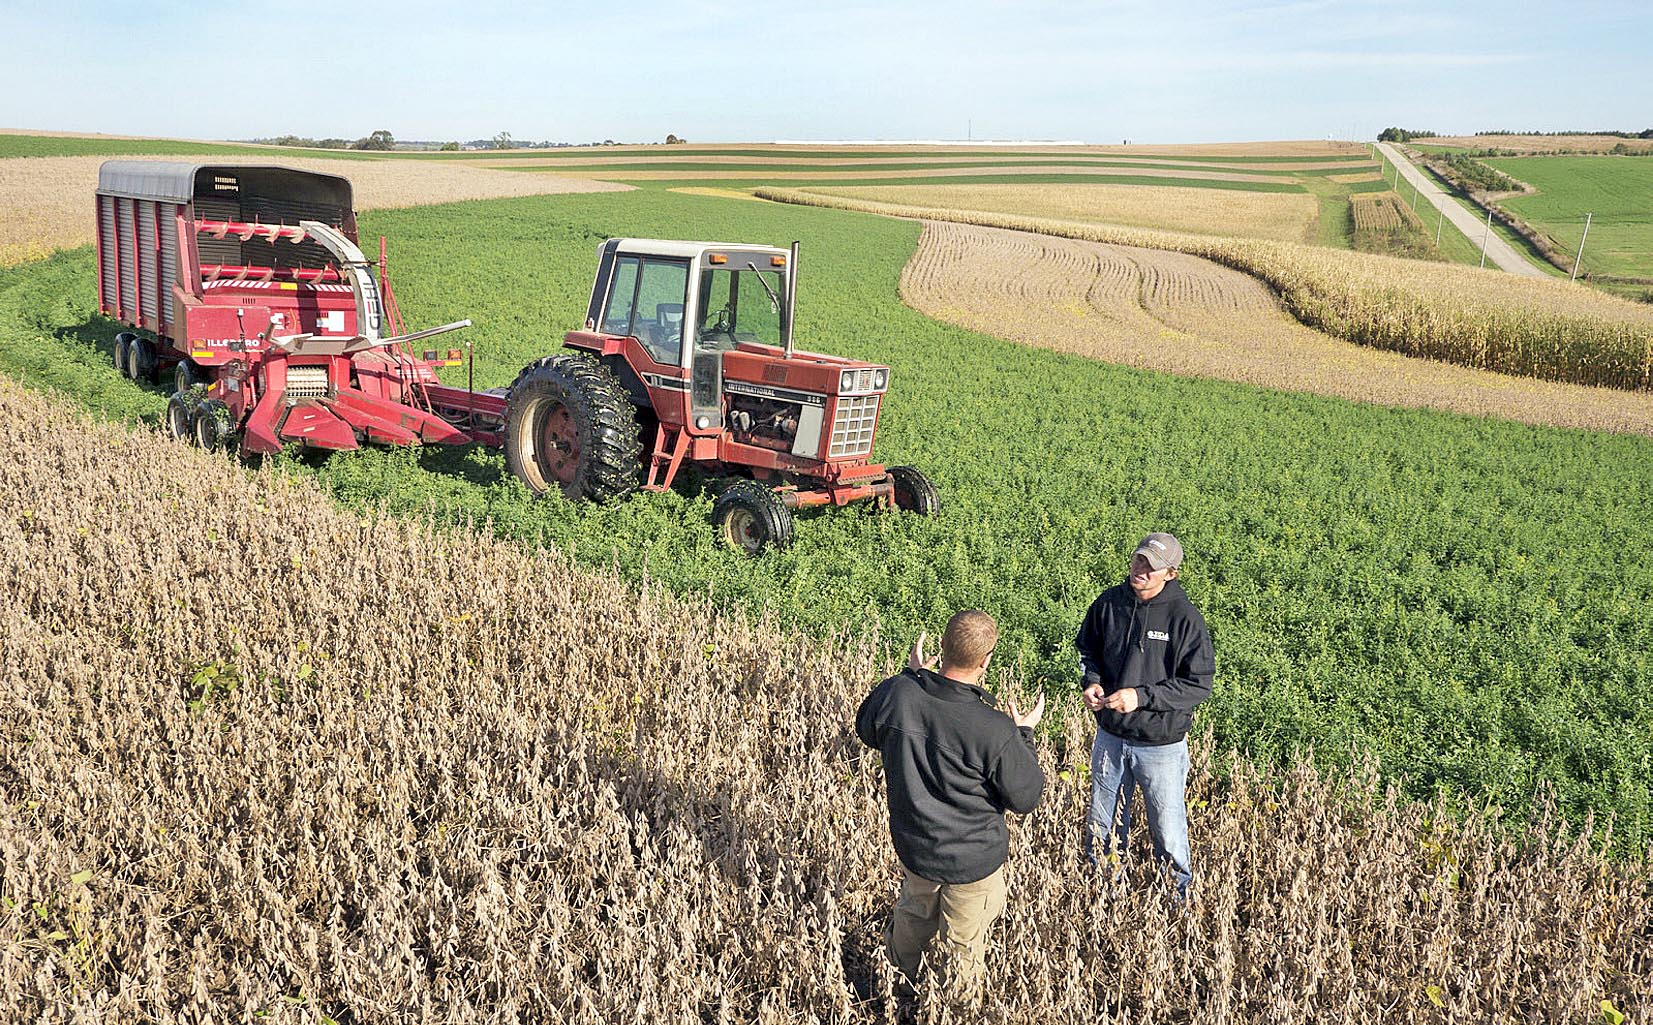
[1,187,1650,857]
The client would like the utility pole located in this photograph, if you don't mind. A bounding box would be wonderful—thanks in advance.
[1479,206,1494,268]
[1570,212,1593,283]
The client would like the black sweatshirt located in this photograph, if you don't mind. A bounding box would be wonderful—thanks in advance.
[855,667,1045,884]
[1075,578,1215,746]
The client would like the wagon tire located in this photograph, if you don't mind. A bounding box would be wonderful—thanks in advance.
[114,334,133,378]
[174,358,205,395]
[503,354,642,502]
[194,399,235,452]
[712,480,793,555]
[128,337,157,385]
[886,465,940,516]
[166,393,196,444]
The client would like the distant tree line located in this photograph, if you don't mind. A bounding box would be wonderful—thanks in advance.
[254,129,397,151]
[1477,128,1653,139]
[1377,127,1438,142]
[250,130,691,152]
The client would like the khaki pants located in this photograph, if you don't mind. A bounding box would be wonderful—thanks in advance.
[884,864,1008,996]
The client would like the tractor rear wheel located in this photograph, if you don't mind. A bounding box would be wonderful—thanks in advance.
[503,354,641,502]
[166,393,195,443]
[887,465,940,516]
[194,399,234,452]
[712,480,794,555]
[114,334,132,378]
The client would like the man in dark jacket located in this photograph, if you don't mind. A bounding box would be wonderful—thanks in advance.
[856,610,1045,996]
[1077,532,1214,894]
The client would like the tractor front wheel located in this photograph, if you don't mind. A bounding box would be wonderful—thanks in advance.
[887,465,940,516]
[503,355,642,502]
[166,393,196,443]
[713,480,794,555]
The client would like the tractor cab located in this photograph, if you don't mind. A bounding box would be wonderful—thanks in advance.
[573,239,793,434]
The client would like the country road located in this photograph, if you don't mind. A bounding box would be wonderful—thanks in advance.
[1374,142,1550,278]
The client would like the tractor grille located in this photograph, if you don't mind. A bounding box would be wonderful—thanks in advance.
[285,366,331,399]
[829,395,879,458]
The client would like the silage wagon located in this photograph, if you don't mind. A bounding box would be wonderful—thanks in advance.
[97,161,470,453]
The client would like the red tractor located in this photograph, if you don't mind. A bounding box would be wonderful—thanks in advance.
[98,162,936,552]
[424,238,939,552]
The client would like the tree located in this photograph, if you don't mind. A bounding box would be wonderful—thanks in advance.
[491,131,514,150]
[666,134,687,145]
[440,141,461,151]
[352,129,396,151]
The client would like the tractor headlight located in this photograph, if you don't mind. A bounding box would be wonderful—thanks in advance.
[840,369,855,392]
[874,369,888,390]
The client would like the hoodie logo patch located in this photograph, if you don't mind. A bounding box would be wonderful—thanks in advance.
[1147,630,1170,642]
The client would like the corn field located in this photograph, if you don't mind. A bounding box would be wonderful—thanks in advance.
[760,188,1653,392]
[0,375,1649,1023]
[1350,193,1421,233]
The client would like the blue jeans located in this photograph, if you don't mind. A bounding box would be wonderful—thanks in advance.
[1086,729,1192,893]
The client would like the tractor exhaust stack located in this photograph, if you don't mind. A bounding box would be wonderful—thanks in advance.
[783,240,799,359]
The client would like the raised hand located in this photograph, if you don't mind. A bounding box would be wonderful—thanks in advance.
[1009,690,1045,730]
[908,630,939,672]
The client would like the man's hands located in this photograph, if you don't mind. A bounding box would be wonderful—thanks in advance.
[1083,684,1140,714]
[908,631,939,672]
[1009,691,1045,730]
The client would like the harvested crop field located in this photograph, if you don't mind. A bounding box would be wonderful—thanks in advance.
[798,183,1320,242]
[485,154,1361,173]
[547,164,1289,183]
[1422,134,1653,155]
[901,220,1653,434]
[2,376,1648,1022]
[0,155,629,267]
[471,139,1368,159]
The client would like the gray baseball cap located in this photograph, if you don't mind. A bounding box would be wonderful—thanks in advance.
[1134,532,1184,571]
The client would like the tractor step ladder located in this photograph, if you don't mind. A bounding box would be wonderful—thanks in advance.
[645,423,691,492]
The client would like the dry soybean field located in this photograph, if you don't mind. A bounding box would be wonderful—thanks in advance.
[2,379,1648,1022]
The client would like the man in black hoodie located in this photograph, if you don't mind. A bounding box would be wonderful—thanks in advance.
[1076,532,1214,894]
[856,610,1045,996]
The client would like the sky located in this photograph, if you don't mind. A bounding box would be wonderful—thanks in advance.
[2,0,1648,145]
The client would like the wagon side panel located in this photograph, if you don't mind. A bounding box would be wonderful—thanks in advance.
[138,200,159,330]
[116,198,136,325]
[97,195,117,317]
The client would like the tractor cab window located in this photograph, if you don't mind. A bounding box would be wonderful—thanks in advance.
[601,256,689,368]
[696,266,784,352]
